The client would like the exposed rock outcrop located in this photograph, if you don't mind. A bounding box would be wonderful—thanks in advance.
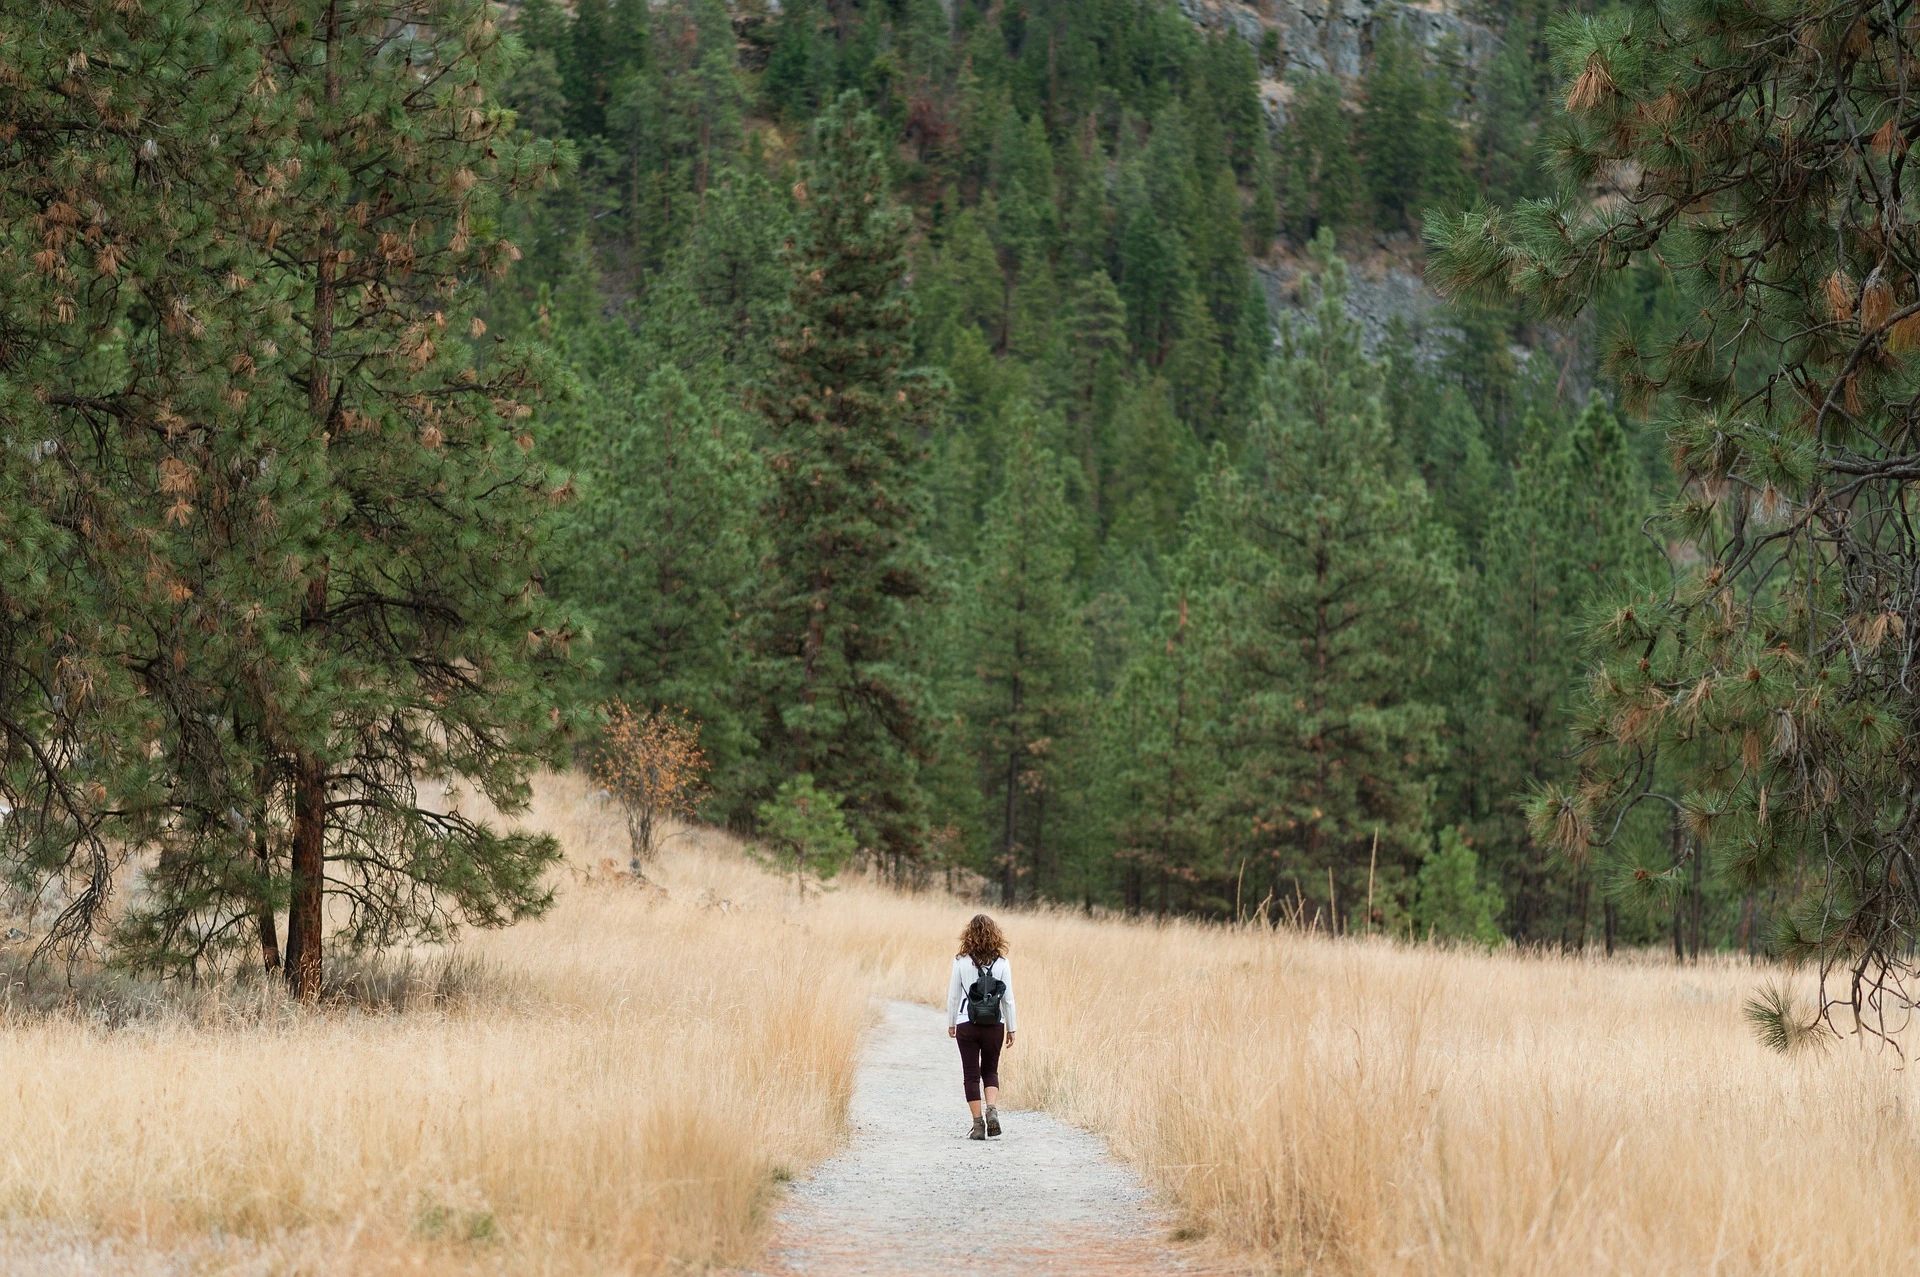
[1256,239,1459,366]
[1177,0,1499,126]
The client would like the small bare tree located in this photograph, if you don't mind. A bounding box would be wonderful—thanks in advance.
[589,704,708,875]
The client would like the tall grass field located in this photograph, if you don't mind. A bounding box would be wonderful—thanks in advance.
[0,772,1914,1273]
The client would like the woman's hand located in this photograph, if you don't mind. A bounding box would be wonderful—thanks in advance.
[1005,1030,1016,1049]
[947,1025,956,1038]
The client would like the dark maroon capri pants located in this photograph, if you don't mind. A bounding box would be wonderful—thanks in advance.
[954,1020,1005,1102]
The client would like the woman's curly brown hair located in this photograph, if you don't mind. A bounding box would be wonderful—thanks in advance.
[958,914,1006,966]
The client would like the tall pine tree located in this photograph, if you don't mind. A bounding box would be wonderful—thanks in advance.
[1431,0,1920,994]
[752,93,940,867]
[2,0,582,986]
[1100,558,1226,916]
[219,0,583,994]
[958,420,1090,901]
[1205,239,1457,924]
[555,353,763,797]
[0,0,273,960]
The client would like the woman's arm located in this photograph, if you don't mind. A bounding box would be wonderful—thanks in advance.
[945,958,964,1034]
[999,957,1017,1035]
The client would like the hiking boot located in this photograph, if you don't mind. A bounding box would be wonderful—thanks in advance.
[984,1106,1001,1137]
[968,1116,986,1140]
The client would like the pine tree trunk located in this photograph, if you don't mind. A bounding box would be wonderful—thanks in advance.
[1603,901,1617,957]
[1670,812,1686,962]
[286,564,330,995]
[286,751,326,998]
[285,0,341,1004]
[1029,789,1045,899]
[1566,871,1590,953]
[1001,745,1018,904]
[254,824,280,976]
[1689,841,1705,958]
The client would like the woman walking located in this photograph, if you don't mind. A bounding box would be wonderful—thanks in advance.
[947,913,1017,1140]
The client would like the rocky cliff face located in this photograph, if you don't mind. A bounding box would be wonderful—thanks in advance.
[1256,241,1458,365]
[1176,0,1498,126]
[1172,0,1499,364]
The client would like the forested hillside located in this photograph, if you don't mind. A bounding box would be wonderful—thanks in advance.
[20,0,1839,972]
[491,0,1710,950]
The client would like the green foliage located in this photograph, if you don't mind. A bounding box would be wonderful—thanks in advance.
[763,0,839,119]
[1432,0,1920,983]
[0,0,1715,965]
[1742,981,1832,1055]
[1412,828,1505,945]
[1099,559,1227,916]
[1202,237,1458,923]
[749,94,939,863]
[953,423,1091,901]
[553,356,762,793]
[754,775,858,883]
[1,0,583,984]
[1361,25,1468,229]
[487,0,1704,949]
[0,0,268,957]
[1277,76,1361,241]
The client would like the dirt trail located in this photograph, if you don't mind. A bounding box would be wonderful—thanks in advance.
[756,1000,1214,1276]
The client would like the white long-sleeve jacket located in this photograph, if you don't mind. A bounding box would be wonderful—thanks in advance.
[946,954,1016,1032]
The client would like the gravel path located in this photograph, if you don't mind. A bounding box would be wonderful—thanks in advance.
[756,1000,1213,1276]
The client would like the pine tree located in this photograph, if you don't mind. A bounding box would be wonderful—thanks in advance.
[753,93,940,866]
[1115,126,1194,365]
[1564,395,1651,604]
[562,0,649,138]
[0,0,273,959]
[611,0,742,271]
[223,0,582,995]
[1473,416,1582,943]
[635,168,791,383]
[1206,238,1457,925]
[500,1,571,141]
[1056,271,1130,522]
[1473,39,1544,208]
[1103,379,1203,556]
[1101,562,1225,916]
[1277,75,1361,241]
[556,356,762,797]
[916,205,1006,355]
[1431,0,1920,1003]
[958,421,1090,901]
[1561,394,1659,952]
[763,0,837,119]
[1411,828,1504,945]
[2,0,580,986]
[1360,23,1465,231]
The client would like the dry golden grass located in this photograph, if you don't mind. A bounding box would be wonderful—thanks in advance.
[0,773,901,1274]
[3,772,1919,1274]
[1005,923,1920,1275]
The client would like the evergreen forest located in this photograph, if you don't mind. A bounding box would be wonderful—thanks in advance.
[497,0,1691,952]
[12,0,1917,983]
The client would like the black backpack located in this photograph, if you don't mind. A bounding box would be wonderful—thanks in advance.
[965,957,1004,1026]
